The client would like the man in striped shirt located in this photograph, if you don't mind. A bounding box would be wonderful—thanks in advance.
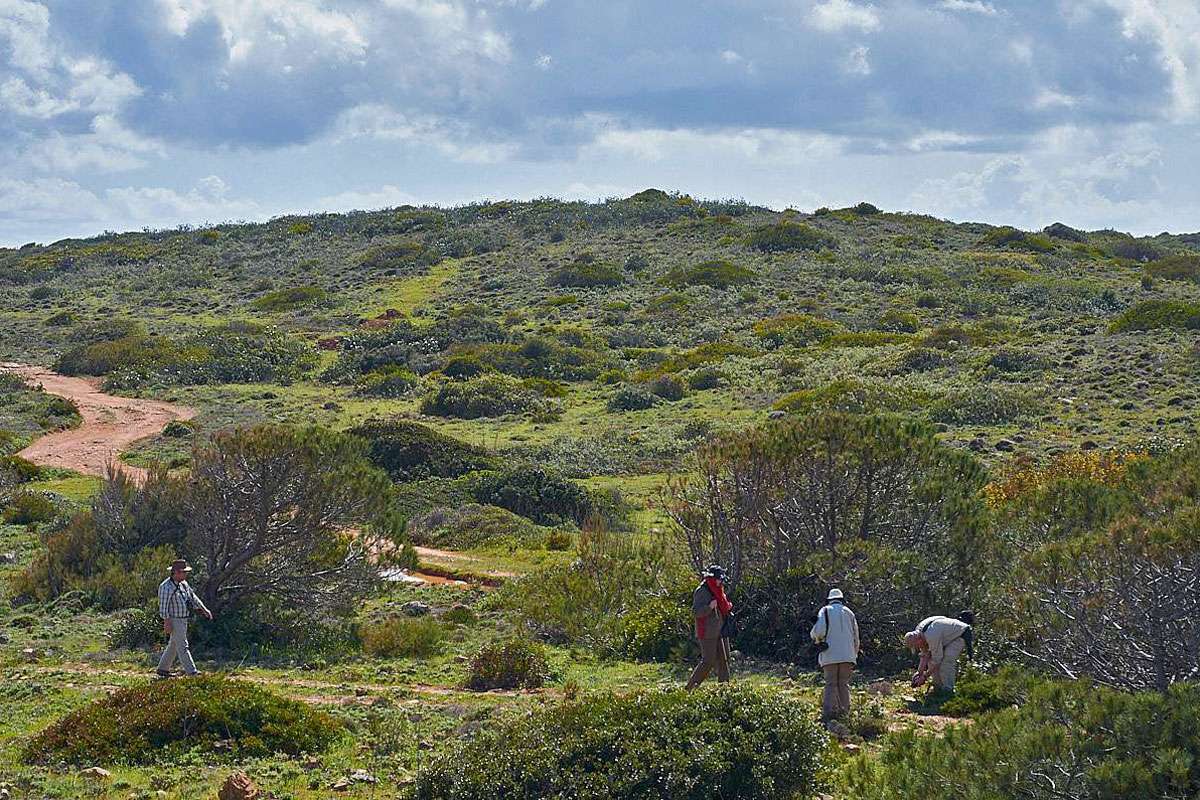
[156,558,213,678]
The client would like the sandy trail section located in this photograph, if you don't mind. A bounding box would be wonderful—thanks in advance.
[1,363,195,481]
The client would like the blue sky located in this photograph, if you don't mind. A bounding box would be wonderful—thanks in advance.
[2,0,1198,245]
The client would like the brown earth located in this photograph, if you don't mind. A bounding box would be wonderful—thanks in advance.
[1,363,195,481]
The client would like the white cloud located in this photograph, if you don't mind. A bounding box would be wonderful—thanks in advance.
[1033,88,1079,109]
[331,103,517,163]
[842,44,871,75]
[905,130,983,152]
[313,184,419,212]
[24,114,165,172]
[1097,0,1200,120]
[720,49,743,64]
[534,53,552,69]
[809,0,881,34]
[582,122,844,165]
[939,0,998,15]
[154,0,368,62]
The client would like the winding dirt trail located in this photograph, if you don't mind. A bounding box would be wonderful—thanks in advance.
[1,363,195,481]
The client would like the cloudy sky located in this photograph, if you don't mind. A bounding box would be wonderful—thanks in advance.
[2,0,1199,245]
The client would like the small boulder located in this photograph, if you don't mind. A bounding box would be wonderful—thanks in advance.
[401,601,432,617]
[80,767,112,781]
[994,439,1016,452]
[1080,440,1099,451]
[0,552,16,565]
[867,680,894,696]
[218,771,259,800]
[767,410,787,420]
[824,720,851,740]
[349,770,377,784]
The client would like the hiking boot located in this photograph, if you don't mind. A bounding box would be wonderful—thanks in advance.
[155,669,172,679]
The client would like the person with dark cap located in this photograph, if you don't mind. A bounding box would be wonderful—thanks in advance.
[810,588,860,721]
[686,564,733,689]
[156,558,213,677]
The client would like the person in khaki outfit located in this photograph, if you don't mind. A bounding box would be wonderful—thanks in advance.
[686,564,733,689]
[905,613,973,692]
[809,588,860,721]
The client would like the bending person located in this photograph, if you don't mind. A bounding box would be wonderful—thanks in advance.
[905,612,972,692]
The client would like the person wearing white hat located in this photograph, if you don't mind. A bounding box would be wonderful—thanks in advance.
[810,587,860,721]
[155,558,213,678]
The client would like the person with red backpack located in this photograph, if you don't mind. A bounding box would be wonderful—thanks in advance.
[685,564,734,689]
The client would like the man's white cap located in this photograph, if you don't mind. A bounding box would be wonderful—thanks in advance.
[827,588,844,601]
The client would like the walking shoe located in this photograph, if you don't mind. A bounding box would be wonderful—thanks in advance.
[155,669,172,678]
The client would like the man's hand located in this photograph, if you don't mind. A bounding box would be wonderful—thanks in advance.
[709,599,718,610]
[202,608,214,621]
[163,618,172,635]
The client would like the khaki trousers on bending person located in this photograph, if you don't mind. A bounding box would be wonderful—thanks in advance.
[822,662,853,719]
[157,618,197,675]
[934,637,966,691]
[687,637,730,688]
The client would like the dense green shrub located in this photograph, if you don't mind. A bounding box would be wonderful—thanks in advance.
[56,333,175,376]
[1043,222,1086,242]
[607,386,659,412]
[877,309,920,333]
[473,466,594,525]
[773,379,924,415]
[108,604,162,651]
[465,637,549,690]
[421,374,559,419]
[746,221,837,252]
[753,313,845,347]
[1109,299,1200,332]
[354,365,419,398]
[406,503,547,549]
[360,616,446,658]
[659,260,757,289]
[928,387,1040,425]
[1109,238,1161,262]
[413,686,831,800]
[687,368,723,390]
[648,373,686,401]
[1144,253,1200,283]
[874,347,950,375]
[978,226,1054,253]
[349,419,495,481]
[619,592,694,662]
[841,680,1200,800]
[3,490,58,524]
[251,285,327,311]
[442,353,489,378]
[359,239,441,271]
[549,255,623,288]
[25,676,343,765]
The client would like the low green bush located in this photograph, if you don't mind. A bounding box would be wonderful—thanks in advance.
[442,604,478,625]
[608,386,659,412]
[413,686,832,800]
[359,239,442,270]
[350,419,495,482]
[354,365,419,398]
[928,387,1039,425]
[549,256,623,288]
[25,676,343,765]
[251,285,327,311]
[442,354,489,378]
[160,419,196,439]
[1109,299,1200,332]
[421,374,558,419]
[659,260,757,289]
[746,221,837,252]
[108,605,162,651]
[360,616,446,658]
[473,466,594,525]
[687,368,723,390]
[774,379,924,416]
[877,309,920,333]
[3,490,58,524]
[619,592,694,662]
[407,503,546,549]
[753,313,845,347]
[841,680,1200,800]
[648,373,686,401]
[465,637,549,690]
[874,347,950,375]
[978,226,1054,253]
[1145,253,1200,283]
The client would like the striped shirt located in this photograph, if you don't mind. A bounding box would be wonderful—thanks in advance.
[158,577,207,619]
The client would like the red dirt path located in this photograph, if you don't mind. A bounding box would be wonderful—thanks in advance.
[1,363,195,481]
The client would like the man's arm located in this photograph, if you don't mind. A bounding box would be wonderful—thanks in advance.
[188,585,213,619]
[809,608,827,642]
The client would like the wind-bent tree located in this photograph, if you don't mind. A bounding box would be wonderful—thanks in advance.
[1006,444,1200,692]
[666,412,991,662]
[187,425,396,615]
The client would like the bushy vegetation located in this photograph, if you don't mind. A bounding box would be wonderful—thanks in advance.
[421,374,560,419]
[746,221,837,252]
[1109,299,1200,332]
[472,466,594,525]
[251,285,328,311]
[842,678,1200,800]
[25,676,343,765]
[659,260,757,289]
[465,637,549,690]
[414,686,831,800]
[549,254,624,287]
[350,418,496,481]
[360,616,446,658]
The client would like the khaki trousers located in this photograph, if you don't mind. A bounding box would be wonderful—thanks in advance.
[933,637,966,691]
[687,637,730,688]
[157,618,197,675]
[822,662,853,720]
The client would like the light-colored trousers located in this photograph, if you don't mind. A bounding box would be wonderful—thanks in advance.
[157,618,197,674]
[822,662,853,719]
[933,637,966,690]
